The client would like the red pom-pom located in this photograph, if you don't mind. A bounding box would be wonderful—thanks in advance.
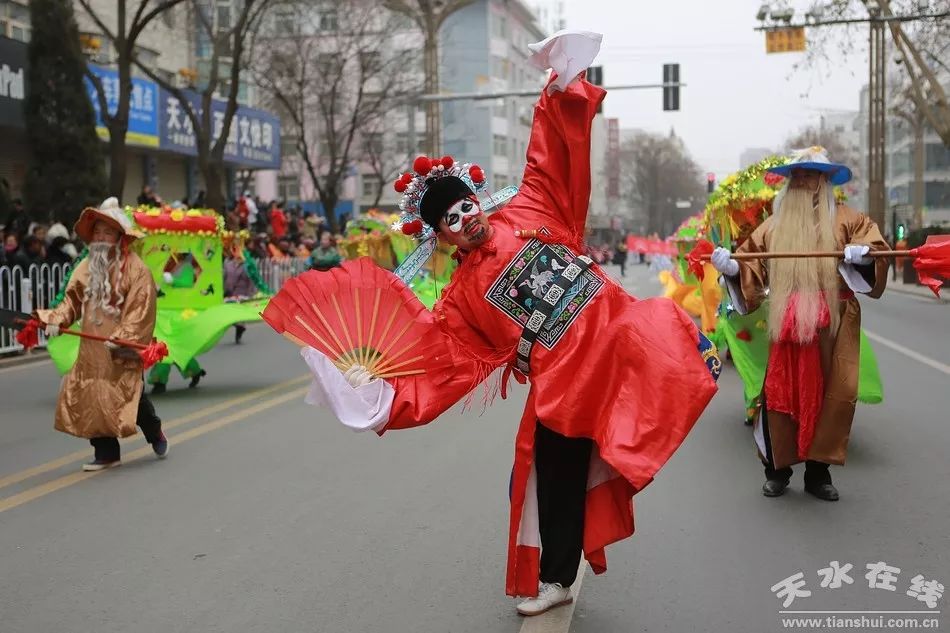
[394,179,407,193]
[15,319,40,351]
[401,219,423,235]
[431,157,442,168]
[440,156,454,169]
[469,166,485,183]
[400,172,413,184]
[139,340,169,370]
[413,156,431,175]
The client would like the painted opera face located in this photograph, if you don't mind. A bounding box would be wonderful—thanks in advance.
[438,197,492,250]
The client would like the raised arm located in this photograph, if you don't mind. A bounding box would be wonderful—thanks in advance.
[508,31,605,240]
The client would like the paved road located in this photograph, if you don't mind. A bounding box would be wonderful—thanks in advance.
[0,264,946,633]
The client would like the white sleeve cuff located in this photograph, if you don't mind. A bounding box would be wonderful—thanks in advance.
[528,30,603,91]
[723,275,749,315]
[838,263,873,294]
[300,347,394,433]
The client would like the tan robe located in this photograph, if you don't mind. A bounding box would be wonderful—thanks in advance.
[730,204,889,468]
[36,253,156,439]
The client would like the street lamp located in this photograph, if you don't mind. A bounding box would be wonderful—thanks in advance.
[770,4,795,22]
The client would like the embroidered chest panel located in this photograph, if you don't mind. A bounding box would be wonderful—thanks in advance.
[485,239,603,350]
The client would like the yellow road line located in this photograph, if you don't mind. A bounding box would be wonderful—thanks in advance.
[0,386,308,514]
[0,375,310,492]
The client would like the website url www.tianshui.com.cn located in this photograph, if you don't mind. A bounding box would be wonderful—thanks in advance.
[781,614,940,629]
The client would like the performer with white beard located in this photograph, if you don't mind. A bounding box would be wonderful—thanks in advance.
[711,148,889,501]
[36,198,168,471]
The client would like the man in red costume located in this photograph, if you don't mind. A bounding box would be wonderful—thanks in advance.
[295,31,720,616]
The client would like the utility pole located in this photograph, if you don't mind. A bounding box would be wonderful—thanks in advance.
[867,8,887,229]
[753,2,948,229]
[382,0,478,157]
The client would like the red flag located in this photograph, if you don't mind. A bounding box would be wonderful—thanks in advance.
[911,238,950,298]
[687,239,715,280]
[15,319,40,351]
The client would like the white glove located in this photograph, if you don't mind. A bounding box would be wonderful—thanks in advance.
[843,244,872,266]
[711,247,739,277]
[343,365,374,388]
[44,323,60,337]
[104,340,119,351]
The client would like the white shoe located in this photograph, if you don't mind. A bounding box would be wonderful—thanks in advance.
[82,458,122,472]
[516,582,572,616]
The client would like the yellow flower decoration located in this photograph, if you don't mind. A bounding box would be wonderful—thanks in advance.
[146,208,161,216]
[170,210,185,222]
[186,210,203,217]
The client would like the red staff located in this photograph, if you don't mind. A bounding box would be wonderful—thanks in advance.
[687,236,950,297]
[1,309,169,369]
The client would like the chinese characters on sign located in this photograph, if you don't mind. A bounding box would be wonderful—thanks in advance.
[765,27,807,54]
[84,65,160,147]
[771,561,943,609]
[158,88,281,169]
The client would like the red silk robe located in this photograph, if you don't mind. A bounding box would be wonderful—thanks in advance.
[382,77,719,597]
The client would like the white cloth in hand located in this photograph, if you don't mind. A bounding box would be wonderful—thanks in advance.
[301,348,394,433]
[343,365,374,388]
[711,247,739,277]
[843,244,872,266]
[528,30,603,94]
[44,323,60,337]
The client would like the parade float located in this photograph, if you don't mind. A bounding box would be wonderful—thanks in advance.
[335,209,457,309]
[46,206,270,383]
[698,156,883,422]
[656,213,721,333]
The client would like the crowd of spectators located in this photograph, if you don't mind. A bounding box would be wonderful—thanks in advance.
[1,186,348,275]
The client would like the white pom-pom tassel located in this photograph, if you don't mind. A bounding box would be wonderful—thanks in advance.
[162,272,174,284]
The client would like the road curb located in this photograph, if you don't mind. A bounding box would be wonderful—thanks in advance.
[0,350,50,369]
[887,284,948,304]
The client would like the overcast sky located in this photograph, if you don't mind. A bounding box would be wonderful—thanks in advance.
[560,0,870,177]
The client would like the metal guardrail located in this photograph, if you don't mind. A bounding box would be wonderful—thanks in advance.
[0,262,73,355]
[0,257,311,356]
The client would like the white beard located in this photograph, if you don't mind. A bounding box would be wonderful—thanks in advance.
[84,243,125,325]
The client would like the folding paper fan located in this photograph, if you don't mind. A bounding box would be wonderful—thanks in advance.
[263,258,453,379]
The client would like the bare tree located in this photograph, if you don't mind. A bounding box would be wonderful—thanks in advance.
[361,117,421,209]
[253,0,420,233]
[786,0,949,147]
[132,0,275,211]
[381,0,477,155]
[76,0,187,199]
[619,131,705,237]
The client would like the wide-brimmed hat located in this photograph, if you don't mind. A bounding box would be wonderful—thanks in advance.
[766,146,853,185]
[74,197,139,244]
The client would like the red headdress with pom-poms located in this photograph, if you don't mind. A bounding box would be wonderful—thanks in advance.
[391,155,487,238]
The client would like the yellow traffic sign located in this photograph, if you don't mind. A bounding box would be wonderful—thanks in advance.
[765,28,806,54]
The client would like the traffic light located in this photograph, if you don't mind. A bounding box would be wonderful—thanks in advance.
[588,66,604,114]
[897,223,906,241]
[706,172,716,194]
[663,63,680,111]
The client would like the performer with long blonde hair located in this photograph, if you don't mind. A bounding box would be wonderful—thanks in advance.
[711,148,889,501]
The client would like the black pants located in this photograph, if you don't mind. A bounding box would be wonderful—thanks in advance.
[90,388,162,461]
[536,421,592,587]
[764,460,831,485]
